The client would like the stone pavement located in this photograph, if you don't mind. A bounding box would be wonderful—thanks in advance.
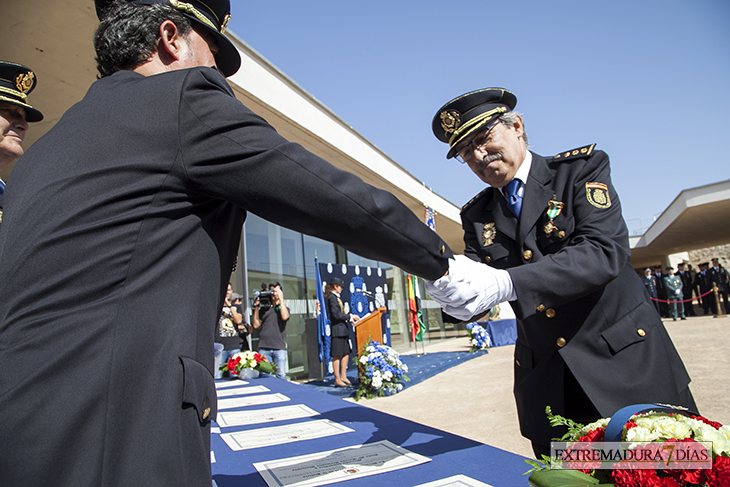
[347,314,730,459]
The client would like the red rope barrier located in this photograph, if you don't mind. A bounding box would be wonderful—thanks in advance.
[650,289,714,304]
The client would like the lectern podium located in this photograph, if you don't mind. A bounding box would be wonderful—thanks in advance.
[353,307,386,355]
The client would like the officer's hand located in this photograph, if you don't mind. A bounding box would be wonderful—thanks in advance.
[424,255,515,320]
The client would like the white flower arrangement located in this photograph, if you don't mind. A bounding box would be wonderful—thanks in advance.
[355,341,409,400]
[465,322,491,352]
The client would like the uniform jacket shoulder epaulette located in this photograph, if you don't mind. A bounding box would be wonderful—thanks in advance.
[461,186,492,214]
[550,143,597,162]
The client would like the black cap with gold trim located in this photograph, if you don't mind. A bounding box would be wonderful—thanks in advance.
[0,61,43,123]
[432,88,516,159]
[95,0,241,77]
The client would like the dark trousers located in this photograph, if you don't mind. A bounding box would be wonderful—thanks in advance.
[683,293,695,316]
[532,366,601,460]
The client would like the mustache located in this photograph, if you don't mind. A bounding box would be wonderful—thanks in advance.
[477,153,503,174]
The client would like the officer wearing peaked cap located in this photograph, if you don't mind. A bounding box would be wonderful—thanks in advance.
[424,87,696,457]
[0,61,43,217]
[0,1,452,485]
[95,0,240,77]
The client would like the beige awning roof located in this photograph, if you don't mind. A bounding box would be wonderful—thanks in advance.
[629,180,730,268]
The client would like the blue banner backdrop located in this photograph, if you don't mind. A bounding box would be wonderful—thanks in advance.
[317,262,390,369]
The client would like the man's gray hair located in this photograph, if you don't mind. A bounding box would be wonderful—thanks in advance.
[499,111,528,146]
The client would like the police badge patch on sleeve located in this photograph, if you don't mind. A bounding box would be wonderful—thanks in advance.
[585,182,611,209]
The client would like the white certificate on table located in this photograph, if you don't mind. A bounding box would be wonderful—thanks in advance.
[217,393,290,410]
[216,385,270,397]
[217,404,319,428]
[414,474,495,487]
[221,419,353,451]
[215,380,249,388]
[254,440,431,487]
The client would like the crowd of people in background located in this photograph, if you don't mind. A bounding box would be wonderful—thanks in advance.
[641,257,730,319]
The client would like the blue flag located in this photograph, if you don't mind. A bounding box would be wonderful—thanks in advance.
[315,258,331,364]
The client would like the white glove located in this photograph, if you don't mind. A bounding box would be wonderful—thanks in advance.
[424,255,516,321]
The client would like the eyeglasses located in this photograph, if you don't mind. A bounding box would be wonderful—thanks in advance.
[454,120,501,164]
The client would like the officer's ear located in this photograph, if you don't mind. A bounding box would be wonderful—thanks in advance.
[511,114,525,139]
[157,20,186,65]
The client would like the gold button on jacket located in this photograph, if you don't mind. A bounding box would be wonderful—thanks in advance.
[637,328,646,337]
[556,337,566,347]
[202,407,210,420]
[545,308,556,318]
[523,250,533,260]
[536,304,545,312]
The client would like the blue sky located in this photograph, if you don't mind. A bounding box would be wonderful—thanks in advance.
[229,1,729,236]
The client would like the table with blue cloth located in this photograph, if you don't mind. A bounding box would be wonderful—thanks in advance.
[211,375,529,486]
[483,319,518,347]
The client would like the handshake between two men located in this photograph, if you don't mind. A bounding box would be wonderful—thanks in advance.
[424,255,517,321]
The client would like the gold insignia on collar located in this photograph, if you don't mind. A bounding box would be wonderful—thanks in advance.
[543,195,565,237]
[440,110,461,136]
[482,222,496,247]
[586,182,611,209]
[15,71,34,94]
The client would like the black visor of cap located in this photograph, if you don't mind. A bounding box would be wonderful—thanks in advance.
[432,88,517,159]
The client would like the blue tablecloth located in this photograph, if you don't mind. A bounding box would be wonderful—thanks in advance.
[484,319,517,347]
[212,376,530,486]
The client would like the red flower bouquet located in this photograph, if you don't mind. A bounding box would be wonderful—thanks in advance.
[527,405,730,487]
[221,350,276,376]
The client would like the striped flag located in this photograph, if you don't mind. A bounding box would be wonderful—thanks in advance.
[407,274,424,342]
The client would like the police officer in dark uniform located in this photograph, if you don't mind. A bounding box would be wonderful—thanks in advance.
[424,88,696,457]
[695,262,714,315]
[654,264,669,317]
[0,61,43,218]
[709,258,730,315]
[677,262,696,317]
[642,267,661,316]
[0,1,452,485]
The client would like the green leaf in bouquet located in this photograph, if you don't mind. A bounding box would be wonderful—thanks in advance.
[528,469,612,487]
[255,360,274,375]
[546,406,587,441]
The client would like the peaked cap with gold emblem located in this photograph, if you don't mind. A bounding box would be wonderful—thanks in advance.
[432,88,516,159]
[95,0,241,77]
[0,61,43,123]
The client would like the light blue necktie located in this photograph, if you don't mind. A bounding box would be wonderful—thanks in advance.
[504,178,522,218]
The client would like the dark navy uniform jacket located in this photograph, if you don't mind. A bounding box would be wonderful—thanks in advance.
[0,67,452,486]
[460,148,695,446]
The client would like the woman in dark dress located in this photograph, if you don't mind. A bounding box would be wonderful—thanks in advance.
[325,277,360,387]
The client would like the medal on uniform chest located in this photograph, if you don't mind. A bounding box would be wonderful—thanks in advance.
[543,195,564,237]
[482,222,496,247]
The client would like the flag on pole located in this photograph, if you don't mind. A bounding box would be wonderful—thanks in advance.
[413,276,425,342]
[407,274,423,342]
[424,206,436,231]
[315,258,331,363]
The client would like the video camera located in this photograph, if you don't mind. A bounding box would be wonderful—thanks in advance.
[255,282,275,310]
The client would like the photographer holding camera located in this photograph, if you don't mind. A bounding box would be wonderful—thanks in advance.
[252,282,290,379]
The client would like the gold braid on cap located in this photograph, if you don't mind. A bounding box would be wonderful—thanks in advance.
[0,85,27,102]
[169,0,220,32]
[448,106,507,148]
[0,94,35,110]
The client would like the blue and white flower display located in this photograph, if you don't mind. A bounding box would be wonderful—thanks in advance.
[465,322,491,352]
[355,341,409,400]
